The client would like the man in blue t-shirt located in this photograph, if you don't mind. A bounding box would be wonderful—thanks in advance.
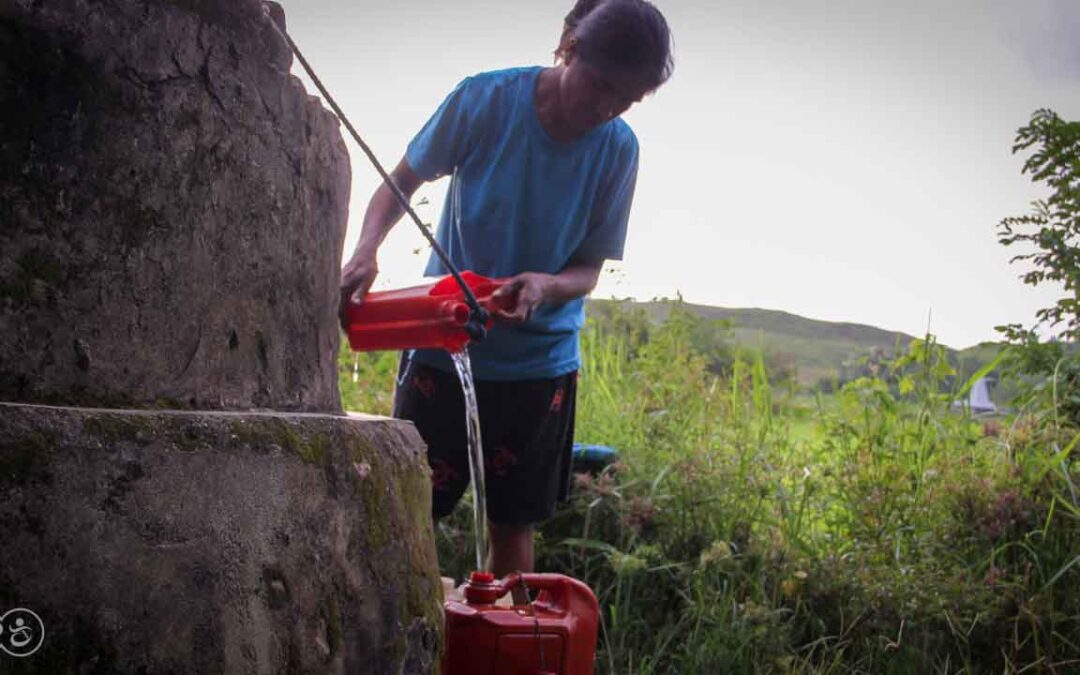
[340,0,673,577]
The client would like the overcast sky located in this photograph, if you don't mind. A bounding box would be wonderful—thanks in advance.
[277,0,1080,348]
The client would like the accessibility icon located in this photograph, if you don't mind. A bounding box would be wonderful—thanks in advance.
[0,608,45,658]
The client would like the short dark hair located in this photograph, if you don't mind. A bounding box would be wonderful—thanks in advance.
[564,0,603,34]
[570,0,674,92]
[555,0,603,63]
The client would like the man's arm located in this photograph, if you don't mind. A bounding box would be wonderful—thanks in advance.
[339,158,425,321]
[491,257,604,324]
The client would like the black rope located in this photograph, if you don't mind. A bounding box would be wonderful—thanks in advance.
[260,5,489,335]
[516,576,547,671]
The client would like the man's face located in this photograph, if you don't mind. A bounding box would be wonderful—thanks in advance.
[558,54,653,132]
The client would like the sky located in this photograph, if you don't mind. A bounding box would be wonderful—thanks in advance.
[277,0,1080,349]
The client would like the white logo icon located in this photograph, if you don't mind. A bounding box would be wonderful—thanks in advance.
[0,608,45,658]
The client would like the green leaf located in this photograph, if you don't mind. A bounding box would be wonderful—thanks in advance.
[558,538,621,555]
[956,349,1008,399]
[1042,554,1080,592]
[898,376,915,396]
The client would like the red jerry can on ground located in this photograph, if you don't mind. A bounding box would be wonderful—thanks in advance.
[443,571,600,675]
[343,271,510,353]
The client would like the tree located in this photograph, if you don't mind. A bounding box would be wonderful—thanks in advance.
[998,109,1080,424]
[997,109,1080,343]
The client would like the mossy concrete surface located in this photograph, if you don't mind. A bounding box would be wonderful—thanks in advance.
[0,402,442,674]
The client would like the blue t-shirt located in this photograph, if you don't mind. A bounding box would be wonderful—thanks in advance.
[405,66,639,381]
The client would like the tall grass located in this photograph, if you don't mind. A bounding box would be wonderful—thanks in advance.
[339,303,1080,674]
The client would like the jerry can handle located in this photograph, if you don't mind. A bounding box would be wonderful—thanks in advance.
[517,573,567,597]
[463,571,595,608]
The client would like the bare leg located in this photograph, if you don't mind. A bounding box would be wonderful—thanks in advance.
[489,521,534,575]
[489,521,534,604]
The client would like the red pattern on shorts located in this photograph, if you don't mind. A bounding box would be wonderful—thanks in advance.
[485,446,519,478]
[412,372,436,399]
[430,458,459,492]
[550,387,565,413]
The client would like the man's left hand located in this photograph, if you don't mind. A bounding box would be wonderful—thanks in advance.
[491,273,551,324]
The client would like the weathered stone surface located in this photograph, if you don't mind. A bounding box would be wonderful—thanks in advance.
[0,0,350,411]
[0,402,442,674]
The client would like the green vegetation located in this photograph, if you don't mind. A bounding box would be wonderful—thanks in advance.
[589,298,1008,398]
[336,110,1080,673]
[339,345,399,415]
[998,109,1080,345]
[996,109,1080,429]
[595,299,917,386]
[338,304,1080,673]
[399,306,1077,674]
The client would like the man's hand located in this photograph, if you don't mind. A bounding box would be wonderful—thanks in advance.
[338,158,425,328]
[339,249,378,326]
[490,261,604,325]
[491,273,551,325]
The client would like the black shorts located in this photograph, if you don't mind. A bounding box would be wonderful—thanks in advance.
[392,354,577,526]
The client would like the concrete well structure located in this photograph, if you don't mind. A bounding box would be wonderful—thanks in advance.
[0,1,441,672]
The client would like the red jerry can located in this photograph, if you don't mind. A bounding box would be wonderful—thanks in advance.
[443,571,600,675]
[343,271,509,353]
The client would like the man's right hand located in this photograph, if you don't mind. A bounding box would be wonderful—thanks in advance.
[339,250,378,328]
[337,157,426,329]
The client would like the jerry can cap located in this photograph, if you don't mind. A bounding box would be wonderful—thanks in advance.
[464,570,502,604]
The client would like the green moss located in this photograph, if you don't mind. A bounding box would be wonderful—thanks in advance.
[359,477,392,549]
[0,431,53,485]
[396,462,443,671]
[18,249,63,285]
[348,429,441,627]
[151,397,194,410]
[225,418,336,464]
[0,280,25,303]
[347,434,376,466]
[386,633,407,670]
[81,414,144,445]
[86,412,217,454]
[0,248,65,304]
[272,419,302,457]
[299,430,331,464]
[82,413,200,451]
[341,427,442,671]
[404,575,442,639]
[402,470,435,537]
[389,597,442,674]
[225,419,260,451]
[348,432,415,550]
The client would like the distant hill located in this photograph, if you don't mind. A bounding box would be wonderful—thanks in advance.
[589,298,1003,387]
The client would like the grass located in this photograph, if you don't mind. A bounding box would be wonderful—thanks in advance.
[589,298,1010,393]
[339,302,1080,674]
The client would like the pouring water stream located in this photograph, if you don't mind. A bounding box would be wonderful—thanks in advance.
[448,169,489,573]
[449,350,489,572]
